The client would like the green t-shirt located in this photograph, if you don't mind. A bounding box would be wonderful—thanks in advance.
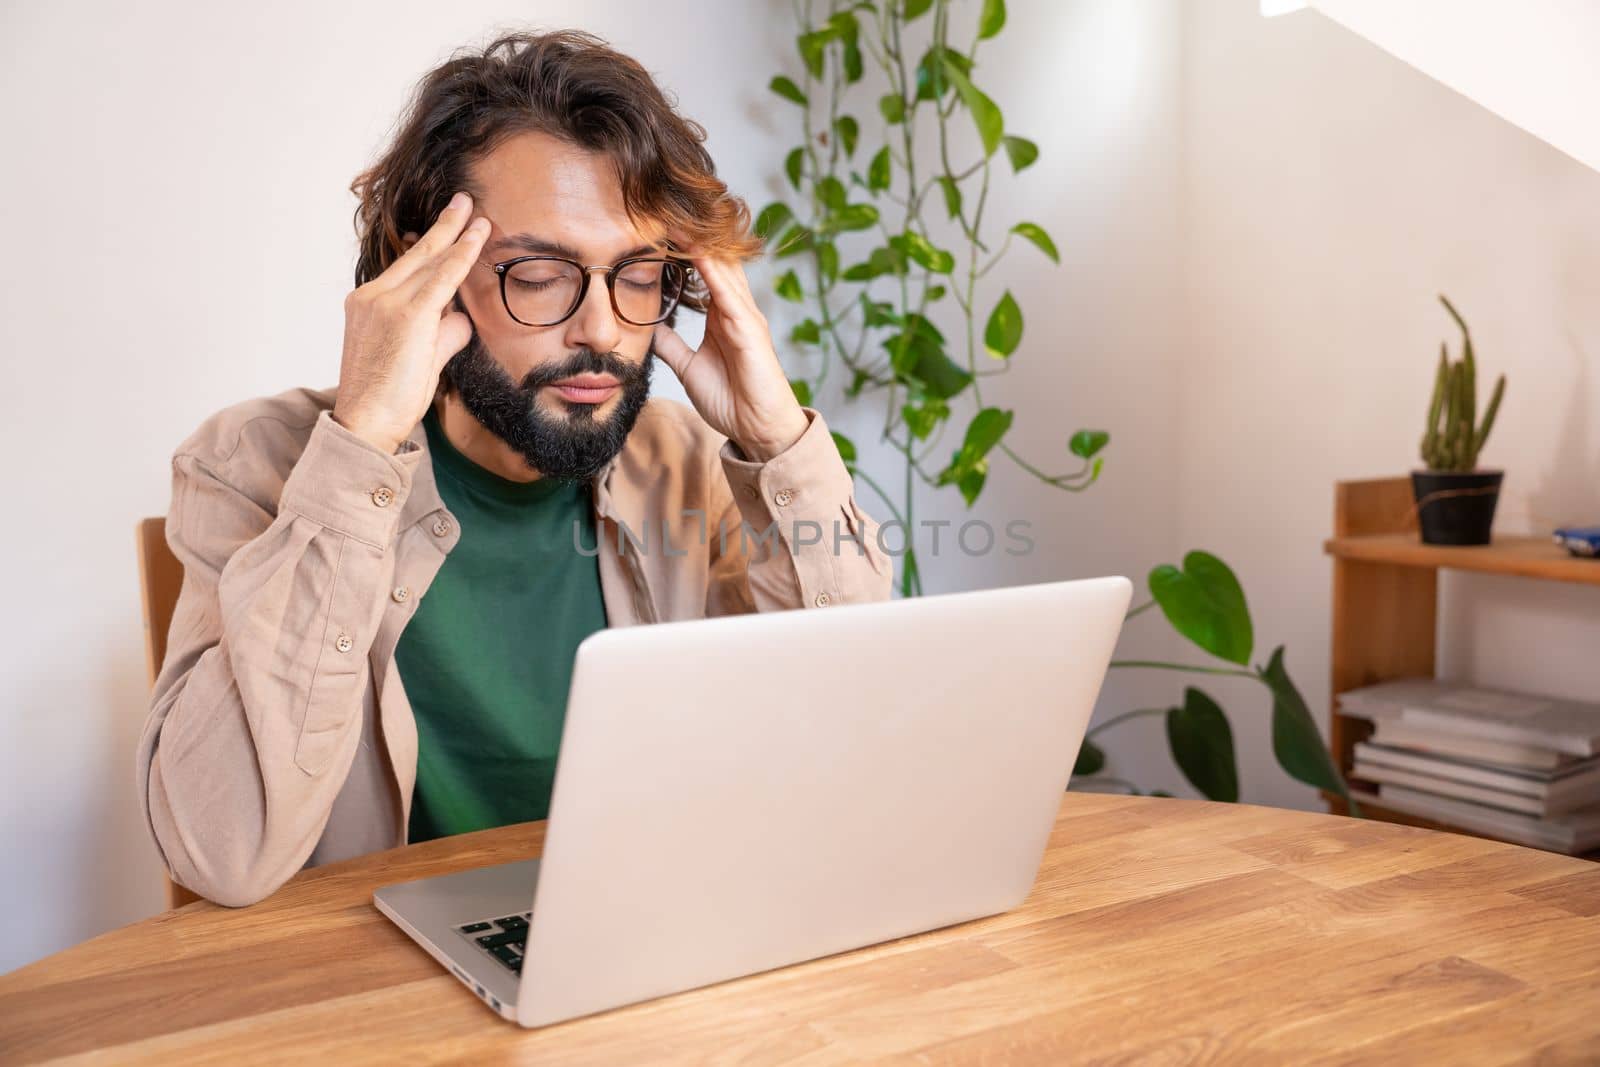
[396,406,608,843]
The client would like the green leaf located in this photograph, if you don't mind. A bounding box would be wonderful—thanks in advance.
[797,30,831,79]
[983,290,1023,358]
[1148,552,1254,666]
[754,201,793,242]
[925,284,947,302]
[1070,429,1109,459]
[879,93,906,124]
[846,369,872,397]
[843,246,904,282]
[816,241,839,285]
[886,318,971,399]
[790,378,813,406]
[860,294,900,326]
[1166,688,1239,803]
[1002,135,1038,172]
[867,146,892,192]
[904,312,945,343]
[1261,646,1353,806]
[831,203,880,231]
[961,407,1014,458]
[978,0,1006,38]
[1011,221,1059,263]
[893,232,955,273]
[933,407,1009,506]
[834,115,859,157]
[941,57,1003,157]
[784,147,805,191]
[775,269,803,302]
[843,40,864,83]
[902,396,949,440]
[960,84,1004,158]
[769,76,807,107]
[816,176,847,211]
[1074,738,1106,776]
[772,223,814,258]
[884,321,929,375]
[826,10,859,44]
[957,465,987,506]
[791,319,822,345]
[914,46,971,101]
[902,0,933,19]
[936,175,962,218]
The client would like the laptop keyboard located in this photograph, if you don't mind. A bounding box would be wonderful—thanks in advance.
[457,912,532,973]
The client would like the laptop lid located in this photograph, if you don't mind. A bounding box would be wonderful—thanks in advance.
[517,575,1132,1027]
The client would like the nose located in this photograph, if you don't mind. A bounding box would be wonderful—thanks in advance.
[562,266,622,356]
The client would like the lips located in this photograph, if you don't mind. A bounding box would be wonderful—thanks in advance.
[547,375,620,404]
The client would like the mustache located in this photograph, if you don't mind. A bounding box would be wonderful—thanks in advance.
[517,347,648,392]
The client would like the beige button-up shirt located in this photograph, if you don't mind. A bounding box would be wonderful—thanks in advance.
[135,385,893,906]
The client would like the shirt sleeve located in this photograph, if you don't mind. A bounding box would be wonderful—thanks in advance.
[706,406,893,614]
[134,409,418,906]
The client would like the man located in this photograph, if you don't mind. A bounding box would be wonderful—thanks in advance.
[135,30,892,908]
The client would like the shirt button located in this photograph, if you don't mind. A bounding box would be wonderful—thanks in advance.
[432,517,451,537]
[391,586,410,603]
[371,486,394,508]
[335,632,354,653]
[814,591,831,607]
[774,488,794,507]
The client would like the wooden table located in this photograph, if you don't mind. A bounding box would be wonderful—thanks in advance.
[5,793,1598,1064]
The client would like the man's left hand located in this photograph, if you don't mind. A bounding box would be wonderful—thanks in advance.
[652,251,809,463]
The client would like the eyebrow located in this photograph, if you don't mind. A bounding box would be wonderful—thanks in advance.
[486,232,662,263]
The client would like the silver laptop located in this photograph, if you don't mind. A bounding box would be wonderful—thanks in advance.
[374,575,1132,1027]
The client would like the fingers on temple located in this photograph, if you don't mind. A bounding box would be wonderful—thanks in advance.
[412,218,491,308]
[381,192,478,289]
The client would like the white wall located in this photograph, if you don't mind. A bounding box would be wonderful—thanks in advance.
[1178,0,1600,813]
[0,0,1189,971]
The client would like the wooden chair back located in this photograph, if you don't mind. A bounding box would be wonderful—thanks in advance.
[135,517,203,909]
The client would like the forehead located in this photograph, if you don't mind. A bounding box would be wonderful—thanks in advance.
[468,129,659,261]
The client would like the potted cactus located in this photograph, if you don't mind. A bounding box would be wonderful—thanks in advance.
[1413,294,1507,546]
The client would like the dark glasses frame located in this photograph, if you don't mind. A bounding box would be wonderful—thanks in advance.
[480,255,692,328]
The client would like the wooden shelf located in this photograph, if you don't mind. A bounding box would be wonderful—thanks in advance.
[1324,533,1600,586]
[1323,476,1596,862]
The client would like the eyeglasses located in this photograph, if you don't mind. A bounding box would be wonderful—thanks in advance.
[480,255,690,328]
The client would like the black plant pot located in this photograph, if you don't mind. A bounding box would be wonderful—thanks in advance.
[1410,469,1503,546]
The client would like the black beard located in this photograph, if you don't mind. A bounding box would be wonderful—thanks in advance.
[441,313,653,484]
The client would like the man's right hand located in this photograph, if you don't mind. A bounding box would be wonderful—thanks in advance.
[332,191,490,454]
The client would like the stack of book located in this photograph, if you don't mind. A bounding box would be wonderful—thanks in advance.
[1337,678,1600,856]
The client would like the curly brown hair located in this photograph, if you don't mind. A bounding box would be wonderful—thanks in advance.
[349,29,761,312]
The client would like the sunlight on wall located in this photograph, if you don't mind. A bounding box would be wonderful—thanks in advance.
[1261,0,1600,173]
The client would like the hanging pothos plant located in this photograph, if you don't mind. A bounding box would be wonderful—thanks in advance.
[756,0,1357,813]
